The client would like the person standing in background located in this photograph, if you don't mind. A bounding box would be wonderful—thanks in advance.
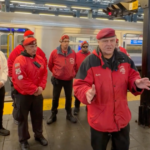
[47,35,77,125]
[74,41,91,115]
[0,51,10,136]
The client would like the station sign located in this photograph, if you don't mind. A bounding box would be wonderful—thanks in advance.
[0,27,27,32]
[130,40,143,45]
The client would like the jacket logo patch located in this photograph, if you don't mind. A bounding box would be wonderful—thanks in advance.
[70,58,74,64]
[15,68,21,75]
[95,74,101,76]
[15,63,20,68]
[18,75,23,80]
[120,66,125,74]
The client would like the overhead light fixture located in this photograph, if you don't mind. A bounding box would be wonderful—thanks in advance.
[0,0,5,2]
[96,18,108,20]
[80,17,88,19]
[45,4,67,8]
[11,1,35,4]
[137,21,143,23]
[14,12,32,14]
[98,9,103,11]
[113,19,125,22]
[39,13,55,16]
[71,6,91,10]
[58,15,73,18]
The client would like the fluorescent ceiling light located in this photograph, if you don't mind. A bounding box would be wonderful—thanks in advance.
[113,19,125,22]
[71,6,91,10]
[0,0,5,2]
[45,4,67,8]
[39,13,55,16]
[58,15,73,18]
[137,21,143,23]
[96,18,108,20]
[11,1,35,4]
[98,9,103,11]
[14,12,32,14]
[80,17,88,19]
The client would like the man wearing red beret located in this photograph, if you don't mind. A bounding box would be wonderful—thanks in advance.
[12,37,48,150]
[73,28,150,150]
[74,41,90,115]
[116,38,130,57]
[8,30,47,124]
[47,35,77,124]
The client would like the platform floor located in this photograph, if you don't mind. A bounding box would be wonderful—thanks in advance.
[1,100,150,150]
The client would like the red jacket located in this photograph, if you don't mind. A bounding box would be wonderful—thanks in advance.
[8,44,47,77]
[73,48,143,132]
[12,51,47,95]
[76,51,91,72]
[48,46,76,80]
[119,46,130,57]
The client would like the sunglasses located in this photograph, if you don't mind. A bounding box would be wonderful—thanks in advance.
[82,46,88,48]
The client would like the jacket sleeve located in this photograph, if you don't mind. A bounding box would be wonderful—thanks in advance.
[39,61,48,90]
[12,58,38,95]
[48,51,54,72]
[37,47,47,65]
[128,59,143,96]
[8,46,20,77]
[73,57,94,105]
[0,52,8,84]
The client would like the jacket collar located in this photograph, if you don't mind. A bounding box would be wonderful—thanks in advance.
[57,45,72,56]
[21,50,36,58]
[93,46,125,71]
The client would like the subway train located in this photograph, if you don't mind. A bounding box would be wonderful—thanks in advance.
[0,12,143,101]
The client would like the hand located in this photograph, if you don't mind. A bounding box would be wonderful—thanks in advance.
[0,82,4,89]
[86,84,96,104]
[135,78,150,90]
[34,87,43,96]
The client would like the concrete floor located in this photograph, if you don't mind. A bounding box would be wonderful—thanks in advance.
[1,100,150,150]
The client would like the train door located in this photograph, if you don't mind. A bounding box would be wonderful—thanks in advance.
[0,32,14,101]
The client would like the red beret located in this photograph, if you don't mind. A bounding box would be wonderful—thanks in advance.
[81,41,89,47]
[96,28,116,40]
[60,35,69,42]
[116,38,119,43]
[24,30,34,37]
[23,37,37,46]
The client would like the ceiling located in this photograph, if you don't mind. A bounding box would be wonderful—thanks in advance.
[0,0,144,22]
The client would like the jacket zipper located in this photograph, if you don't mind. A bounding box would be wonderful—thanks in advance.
[111,70,119,131]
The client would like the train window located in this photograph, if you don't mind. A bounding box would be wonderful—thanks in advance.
[17,35,23,45]
[0,34,7,54]
[1,34,7,45]
[123,33,142,54]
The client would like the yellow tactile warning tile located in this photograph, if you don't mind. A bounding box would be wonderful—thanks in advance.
[3,92,140,115]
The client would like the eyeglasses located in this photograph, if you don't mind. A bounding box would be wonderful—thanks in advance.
[82,46,88,48]
[62,41,70,43]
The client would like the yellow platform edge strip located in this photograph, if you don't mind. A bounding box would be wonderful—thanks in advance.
[3,92,140,115]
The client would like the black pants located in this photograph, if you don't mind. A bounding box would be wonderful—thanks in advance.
[14,93,43,142]
[91,124,130,150]
[0,87,5,129]
[74,96,80,108]
[51,79,73,114]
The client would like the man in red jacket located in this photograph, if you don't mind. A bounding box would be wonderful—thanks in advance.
[73,28,150,150]
[12,38,48,150]
[47,35,77,124]
[116,38,130,57]
[8,30,47,78]
[74,41,90,115]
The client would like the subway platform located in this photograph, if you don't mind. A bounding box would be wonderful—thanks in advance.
[1,100,150,150]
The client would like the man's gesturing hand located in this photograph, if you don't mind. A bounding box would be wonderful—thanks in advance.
[86,84,96,104]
